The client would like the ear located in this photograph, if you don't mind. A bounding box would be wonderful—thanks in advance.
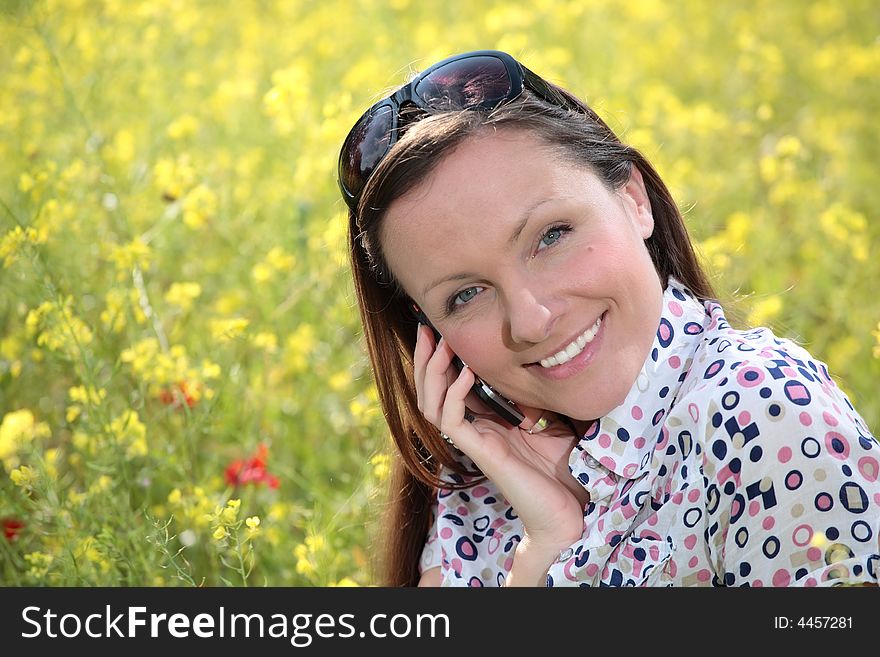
[619,165,654,240]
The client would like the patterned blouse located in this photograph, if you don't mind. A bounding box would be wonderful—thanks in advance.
[419,277,880,586]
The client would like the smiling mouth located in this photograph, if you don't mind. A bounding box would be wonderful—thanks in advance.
[526,311,606,368]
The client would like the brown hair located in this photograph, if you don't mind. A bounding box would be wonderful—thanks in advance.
[347,83,716,586]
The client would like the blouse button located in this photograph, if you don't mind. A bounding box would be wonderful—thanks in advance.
[558,547,574,562]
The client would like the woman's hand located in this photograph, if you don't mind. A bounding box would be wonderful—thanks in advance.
[414,324,587,551]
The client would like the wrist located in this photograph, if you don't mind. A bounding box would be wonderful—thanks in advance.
[504,534,576,587]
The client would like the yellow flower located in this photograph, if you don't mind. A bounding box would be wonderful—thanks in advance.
[252,332,278,353]
[212,526,227,541]
[1,335,23,361]
[328,370,351,391]
[153,153,196,201]
[220,498,240,525]
[201,359,221,379]
[265,246,295,272]
[370,453,390,481]
[74,537,111,573]
[72,431,91,451]
[103,128,136,164]
[24,552,53,579]
[68,385,106,406]
[775,135,803,158]
[759,154,779,184]
[747,296,783,328]
[107,239,152,279]
[106,410,147,459]
[182,184,217,229]
[267,502,287,521]
[0,226,46,268]
[66,406,81,423]
[1,409,50,470]
[88,475,112,495]
[263,61,311,135]
[165,282,202,311]
[166,113,200,140]
[212,290,245,315]
[245,516,261,540]
[210,317,249,343]
[18,172,35,193]
[121,337,159,374]
[349,396,377,424]
[251,262,272,283]
[11,464,38,489]
[294,543,315,575]
[100,288,128,333]
[305,534,325,552]
[25,297,93,358]
[284,324,317,372]
[44,448,60,480]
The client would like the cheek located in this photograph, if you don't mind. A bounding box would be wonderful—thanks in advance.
[447,325,501,370]
[554,242,629,290]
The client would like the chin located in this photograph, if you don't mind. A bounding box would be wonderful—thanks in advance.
[555,384,631,422]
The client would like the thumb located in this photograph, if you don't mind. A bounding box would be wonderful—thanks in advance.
[515,403,553,434]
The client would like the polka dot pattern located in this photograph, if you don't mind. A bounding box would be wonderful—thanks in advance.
[419,278,880,587]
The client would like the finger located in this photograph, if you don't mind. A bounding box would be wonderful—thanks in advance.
[439,364,477,446]
[513,402,552,433]
[413,323,431,412]
[414,323,441,414]
[436,339,467,408]
[421,335,455,425]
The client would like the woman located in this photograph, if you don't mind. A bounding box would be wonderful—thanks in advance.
[338,50,879,586]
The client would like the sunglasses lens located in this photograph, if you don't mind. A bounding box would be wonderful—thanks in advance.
[414,55,512,110]
[340,103,395,202]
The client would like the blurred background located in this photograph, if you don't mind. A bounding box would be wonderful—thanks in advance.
[1,0,877,585]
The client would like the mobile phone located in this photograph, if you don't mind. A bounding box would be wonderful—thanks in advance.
[410,301,525,426]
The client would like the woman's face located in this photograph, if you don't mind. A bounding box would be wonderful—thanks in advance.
[380,129,664,421]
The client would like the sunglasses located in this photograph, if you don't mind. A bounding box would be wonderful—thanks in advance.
[337,50,578,211]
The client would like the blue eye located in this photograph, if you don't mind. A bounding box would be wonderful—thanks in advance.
[444,286,483,314]
[539,224,571,249]
[454,287,479,305]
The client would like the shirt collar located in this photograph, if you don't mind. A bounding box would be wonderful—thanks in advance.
[571,276,710,481]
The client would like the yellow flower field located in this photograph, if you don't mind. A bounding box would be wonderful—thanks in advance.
[1,0,878,585]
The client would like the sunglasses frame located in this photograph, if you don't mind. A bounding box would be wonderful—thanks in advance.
[338,50,578,211]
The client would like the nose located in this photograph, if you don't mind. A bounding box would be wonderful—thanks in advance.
[505,283,555,345]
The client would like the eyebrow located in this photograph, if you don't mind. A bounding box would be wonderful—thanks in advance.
[420,196,567,298]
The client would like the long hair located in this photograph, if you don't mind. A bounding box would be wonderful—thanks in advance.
[347,83,716,586]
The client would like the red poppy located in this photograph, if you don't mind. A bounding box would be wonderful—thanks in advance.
[158,381,197,409]
[2,518,25,541]
[225,443,280,489]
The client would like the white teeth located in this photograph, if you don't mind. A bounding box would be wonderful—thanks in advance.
[539,315,603,369]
